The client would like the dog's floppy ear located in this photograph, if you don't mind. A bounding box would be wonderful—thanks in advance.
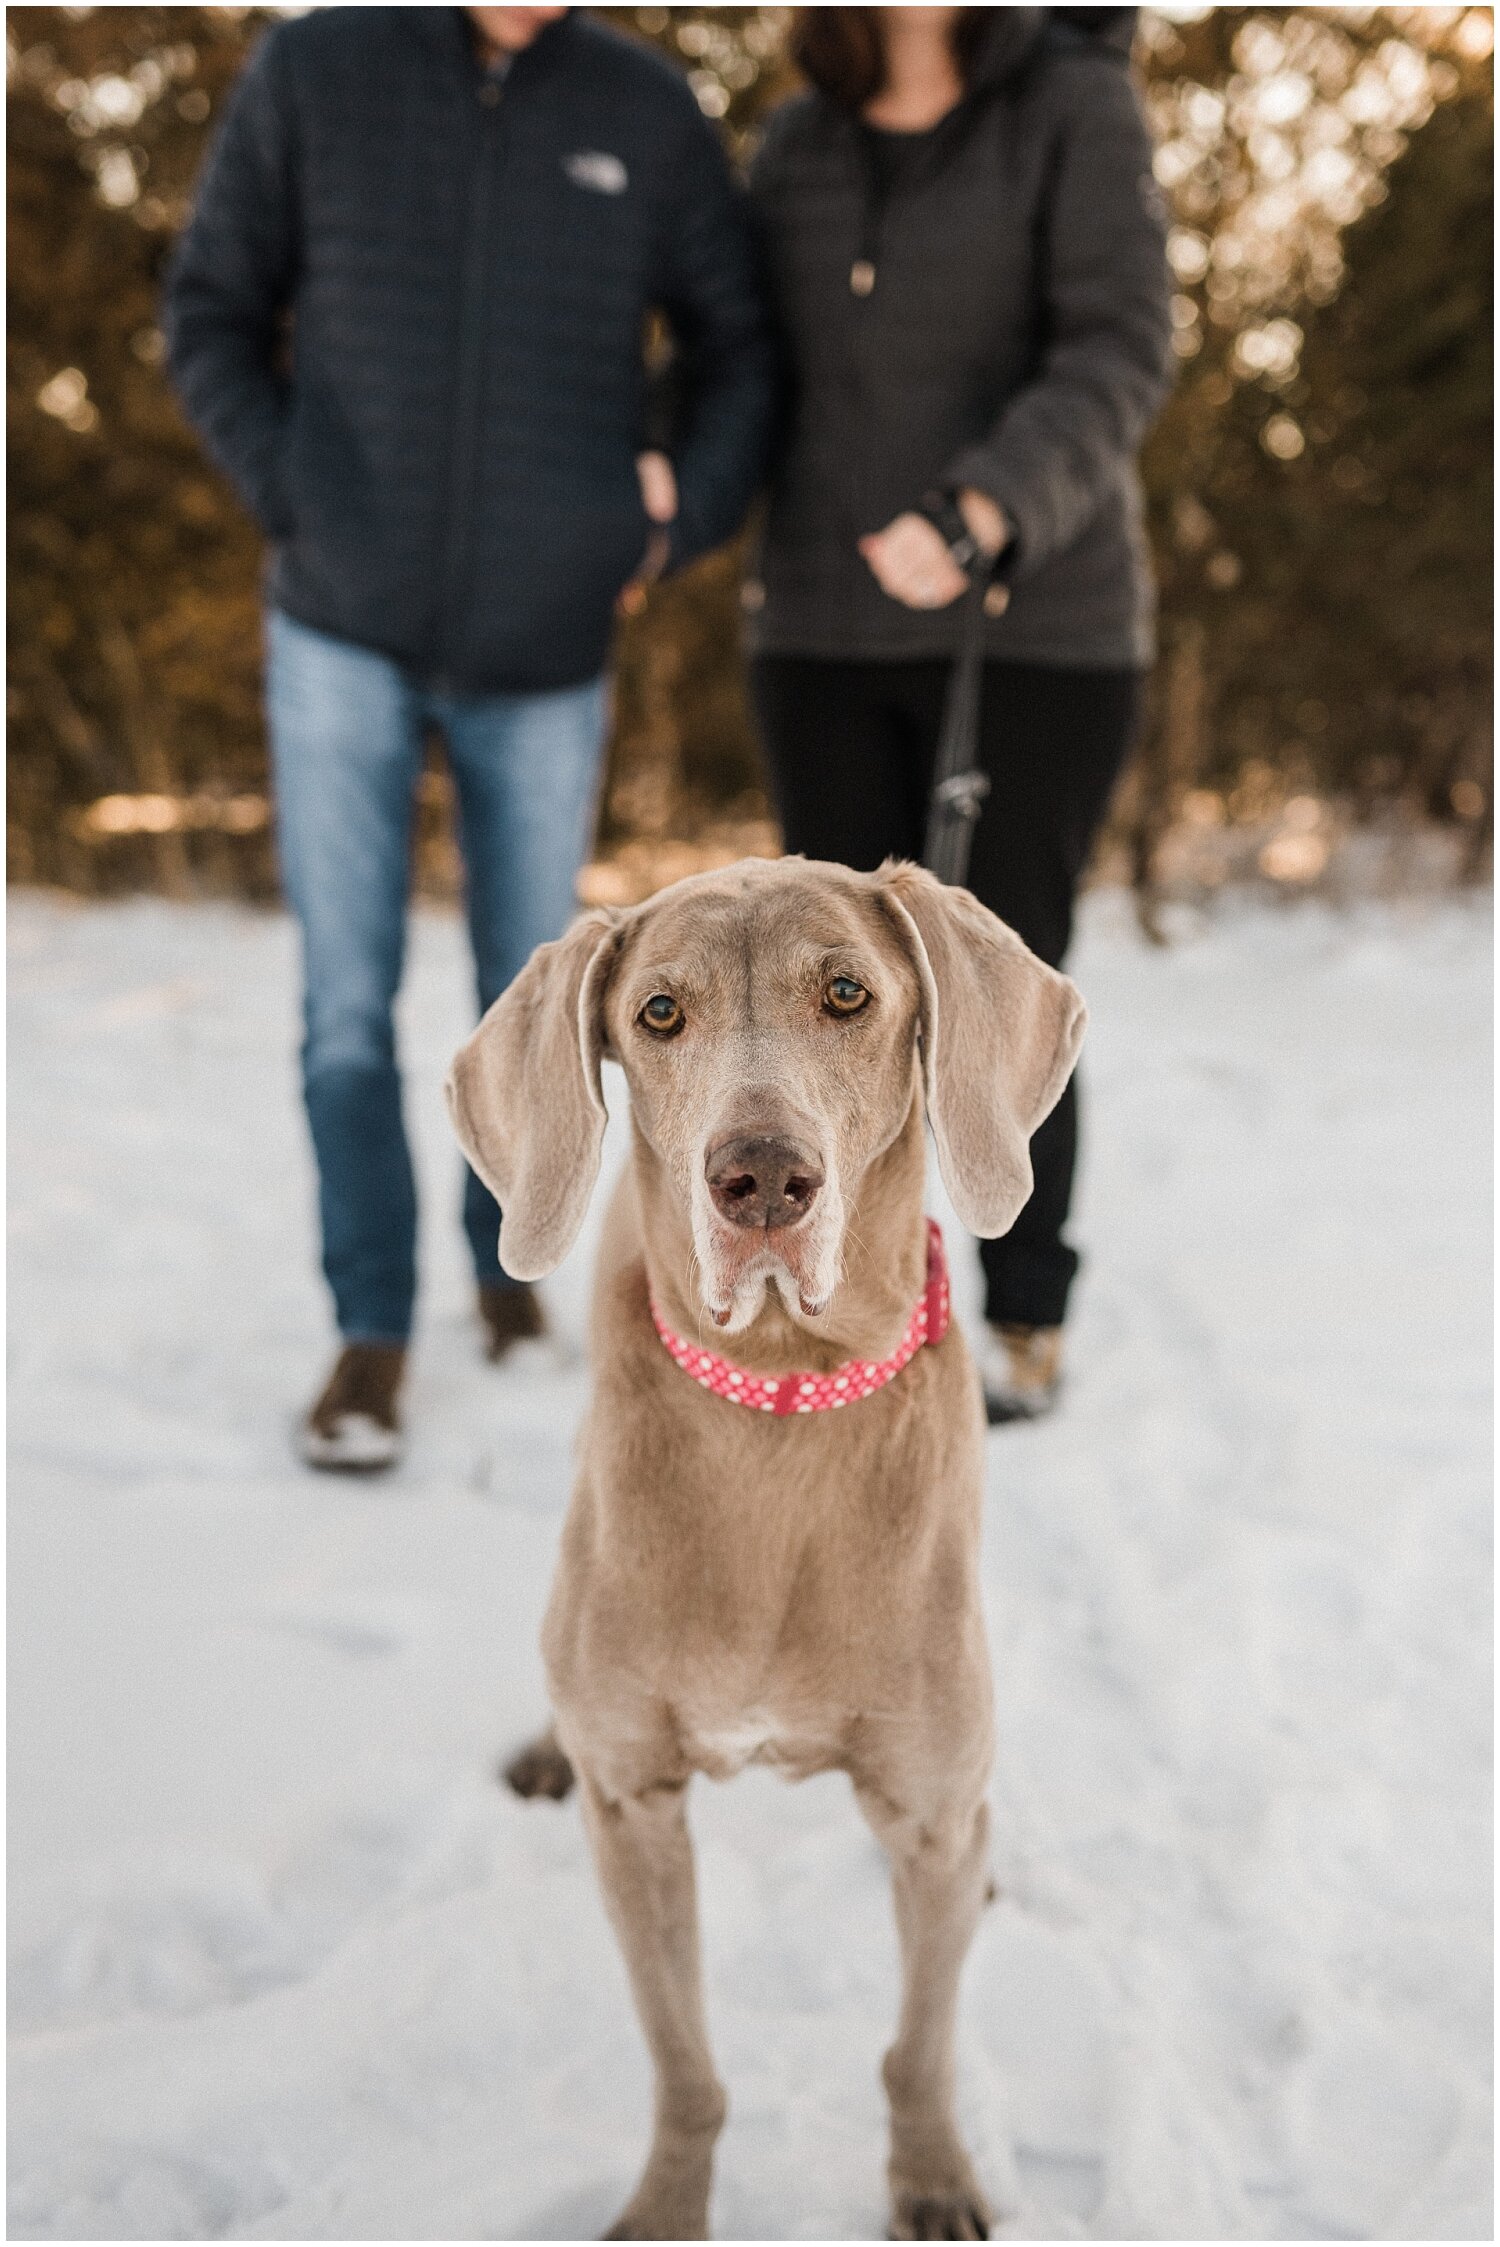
[879,863,1086,1238]
[446,909,622,1280]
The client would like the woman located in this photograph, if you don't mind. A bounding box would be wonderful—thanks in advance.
[748,5,1172,1422]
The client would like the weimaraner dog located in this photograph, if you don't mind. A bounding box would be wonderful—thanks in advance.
[448,857,1084,2242]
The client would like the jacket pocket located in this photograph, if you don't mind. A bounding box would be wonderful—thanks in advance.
[278,381,379,543]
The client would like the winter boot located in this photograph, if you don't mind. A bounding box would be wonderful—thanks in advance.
[478,1281,545,1362]
[301,1341,406,1472]
[978,1323,1063,1426]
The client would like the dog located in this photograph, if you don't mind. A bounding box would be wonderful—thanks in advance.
[447,856,1085,2241]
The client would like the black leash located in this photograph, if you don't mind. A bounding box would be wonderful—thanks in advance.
[921,568,992,888]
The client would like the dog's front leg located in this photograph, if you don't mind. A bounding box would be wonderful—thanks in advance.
[858,1786,992,2242]
[576,1766,727,2241]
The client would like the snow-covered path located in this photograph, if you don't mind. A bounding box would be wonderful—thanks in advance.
[8,889,1491,2242]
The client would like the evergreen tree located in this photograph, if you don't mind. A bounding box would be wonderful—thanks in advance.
[8,8,277,892]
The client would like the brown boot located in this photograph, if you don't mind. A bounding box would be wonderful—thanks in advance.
[301,1341,406,1472]
[478,1281,545,1362]
[979,1324,1063,1426]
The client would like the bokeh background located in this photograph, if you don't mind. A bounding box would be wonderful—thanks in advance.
[7,4,1494,924]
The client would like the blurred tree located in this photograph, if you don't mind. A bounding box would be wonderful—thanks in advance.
[6,6,1493,900]
[1260,82,1492,831]
[1130,6,1493,905]
[8,7,279,893]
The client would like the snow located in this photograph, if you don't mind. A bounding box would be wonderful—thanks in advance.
[8,886,1492,2243]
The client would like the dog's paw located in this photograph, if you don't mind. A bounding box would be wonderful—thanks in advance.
[500,1729,576,1801]
[889,2189,990,2241]
[602,2122,720,2240]
[884,2166,988,2238]
[603,2192,709,2240]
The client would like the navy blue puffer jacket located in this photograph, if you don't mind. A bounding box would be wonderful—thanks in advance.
[166,8,775,691]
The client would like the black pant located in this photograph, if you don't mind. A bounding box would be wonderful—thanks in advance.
[752,654,1140,1329]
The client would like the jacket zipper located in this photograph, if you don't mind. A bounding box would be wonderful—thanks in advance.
[849,126,884,299]
[437,75,504,681]
[845,104,985,543]
[849,95,977,298]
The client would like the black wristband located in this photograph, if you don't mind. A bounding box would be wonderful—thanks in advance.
[917,489,984,576]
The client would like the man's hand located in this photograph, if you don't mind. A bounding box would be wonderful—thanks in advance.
[618,451,678,614]
[637,449,677,530]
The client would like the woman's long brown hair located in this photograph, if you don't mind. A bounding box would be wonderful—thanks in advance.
[790,9,985,111]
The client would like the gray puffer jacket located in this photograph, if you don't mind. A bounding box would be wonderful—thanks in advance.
[746,9,1173,669]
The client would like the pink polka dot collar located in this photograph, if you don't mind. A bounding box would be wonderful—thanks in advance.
[650,1220,951,1415]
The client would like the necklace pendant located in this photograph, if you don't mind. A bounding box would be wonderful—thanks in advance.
[850,258,876,297]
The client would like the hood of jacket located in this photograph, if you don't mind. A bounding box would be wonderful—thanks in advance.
[967,8,1140,90]
[1049,8,1139,61]
[966,8,1049,93]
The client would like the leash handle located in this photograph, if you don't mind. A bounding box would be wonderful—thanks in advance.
[921,571,991,888]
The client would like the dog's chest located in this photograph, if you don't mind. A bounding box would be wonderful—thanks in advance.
[677,1706,840,1783]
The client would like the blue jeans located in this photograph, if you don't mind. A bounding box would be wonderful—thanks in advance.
[266,610,606,1343]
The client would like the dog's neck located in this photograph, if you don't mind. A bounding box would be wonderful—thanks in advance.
[631,1090,932,1375]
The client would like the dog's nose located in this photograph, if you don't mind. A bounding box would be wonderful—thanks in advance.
[705,1134,824,1230]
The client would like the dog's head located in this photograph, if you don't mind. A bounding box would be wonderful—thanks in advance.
[446,858,1085,1333]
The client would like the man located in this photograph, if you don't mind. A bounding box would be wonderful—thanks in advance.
[167,7,773,1470]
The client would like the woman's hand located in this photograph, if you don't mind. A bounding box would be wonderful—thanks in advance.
[619,450,678,614]
[858,512,968,609]
[957,486,1007,559]
[859,489,1010,609]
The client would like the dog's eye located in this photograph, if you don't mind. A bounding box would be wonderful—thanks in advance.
[638,994,684,1037]
[824,977,870,1016]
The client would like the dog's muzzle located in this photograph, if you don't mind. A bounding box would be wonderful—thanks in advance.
[704,1133,824,1232]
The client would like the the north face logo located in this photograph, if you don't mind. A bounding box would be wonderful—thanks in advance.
[563,150,628,196]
